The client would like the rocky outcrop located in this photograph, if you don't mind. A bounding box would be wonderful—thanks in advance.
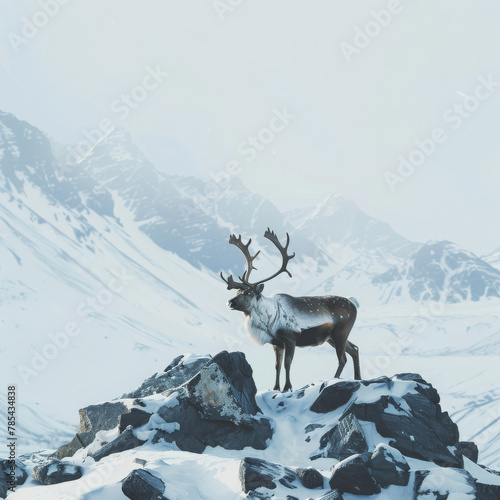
[32,458,83,485]
[414,468,476,498]
[122,354,211,399]
[369,443,410,488]
[329,453,381,496]
[122,468,168,500]
[239,457,298,493]
[53,401,127,459]
[12,353,500,499]
[312,412,368,461]
[89,426,146,462]
[54,351,272,461]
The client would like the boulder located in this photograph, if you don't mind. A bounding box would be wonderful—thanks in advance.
[53,401,127,459]
[90,426,146,462]
[414,468,476,499]
[350,390,461,466]
[361,376,393,390]
[0,469,7,500]
[246,491,272,499]
[369,443,410,488]
[239,457,298,493]
[123,354,211,399]
[32,458,83,485]
[0,459,27,488]
[310,381,360,413]
[329,453,381,496]
[312,412,368,461]
[455,441,479,464]
[296,466,323,489]
[154,351,273,454]
[185,351,262,417]
[476,482,500,499]
[122,468,168,500]
[119,408,152,433]
[316,491,344,500]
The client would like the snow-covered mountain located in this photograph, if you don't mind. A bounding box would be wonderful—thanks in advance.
[3,108,498,305]
[1,110,500,473]
[483,245,500,271]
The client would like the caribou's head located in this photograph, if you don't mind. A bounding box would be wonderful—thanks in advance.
[220,228,295,314]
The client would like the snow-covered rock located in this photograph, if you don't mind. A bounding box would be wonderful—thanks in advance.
[7,351,500,499]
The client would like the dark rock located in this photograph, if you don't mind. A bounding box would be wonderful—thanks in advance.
[310,381,360,413]
[312,412,367,460]
[52,435,84,460]
[119,408,152,433]
[53,401,127,459]
[134,458,148,466]
[455,441,478,464]
[304,423,324,433]
[349,388,461,466]
[32,458,83,485]
[186,351,262,417]
[329,453,381,496]
[0,459,28,488]
[394,373,440,403]
[156,390,272,453]
[239,457,298,493]
[414,468,476,498]
[0,469,7,499]
[361,376,393,389]
[394,373,428,384]
[316,490,344,500]
[155,352,273,454]
[476,482,500,499]
[90,426,145,462]
[122,468,168,500]
[369,443,410,488]
[123,354,211,399]
[296,466,323,489]
[247,491,272,499]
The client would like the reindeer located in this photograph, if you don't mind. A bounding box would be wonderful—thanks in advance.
[220,228,361,391]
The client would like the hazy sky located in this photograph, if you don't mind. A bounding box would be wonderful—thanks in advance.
[1,0,500,256]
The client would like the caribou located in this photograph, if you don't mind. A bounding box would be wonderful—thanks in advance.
[220,228,361,391]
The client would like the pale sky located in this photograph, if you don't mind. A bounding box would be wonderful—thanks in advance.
[1,0,500,256]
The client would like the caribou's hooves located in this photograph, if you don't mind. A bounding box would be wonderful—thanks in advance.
[282,385,292,392]
[273,385,280,391]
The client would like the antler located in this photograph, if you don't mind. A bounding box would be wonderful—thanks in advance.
[228,234,260,281]
[220,234,260,290]
[220,228,295,290]
[252,228,295,286]
[219,271,249,290]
